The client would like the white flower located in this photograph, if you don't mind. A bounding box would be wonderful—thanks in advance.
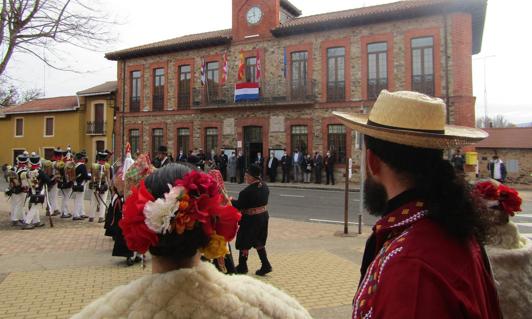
[144,185,186,234]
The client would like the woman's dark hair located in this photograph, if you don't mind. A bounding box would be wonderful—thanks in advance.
[365,136,488,244]
[143,163,210,260]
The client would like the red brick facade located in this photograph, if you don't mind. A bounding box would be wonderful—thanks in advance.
[108,0,484,180]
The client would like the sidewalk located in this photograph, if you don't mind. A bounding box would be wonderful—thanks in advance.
[0,195,369,319]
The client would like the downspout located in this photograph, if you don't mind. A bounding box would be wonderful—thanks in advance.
[121,60,126,159]
[443,13,450,125]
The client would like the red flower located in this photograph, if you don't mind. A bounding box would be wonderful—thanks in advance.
[175,170,218,198]
[498,184,522,216]
[474,181,499,200]
[119,180,159,253]
[213,204,241,241]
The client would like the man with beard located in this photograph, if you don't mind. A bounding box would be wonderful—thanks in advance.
[333,90,502,319]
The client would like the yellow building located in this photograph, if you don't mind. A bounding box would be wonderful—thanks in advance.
[0,81,116,165]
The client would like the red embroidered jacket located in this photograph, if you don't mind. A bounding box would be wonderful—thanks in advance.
[353,199,502,319]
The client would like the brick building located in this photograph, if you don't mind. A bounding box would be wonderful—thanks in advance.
[106,0,486,180]
[474,127,532,184]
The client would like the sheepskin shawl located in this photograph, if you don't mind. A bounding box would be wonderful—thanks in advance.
[72,261,311,319]
[487,238,532,319]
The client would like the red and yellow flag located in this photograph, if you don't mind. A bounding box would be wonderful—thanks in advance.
[237,51,245,81]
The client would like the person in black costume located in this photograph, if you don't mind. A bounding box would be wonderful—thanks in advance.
[236,151,245,184]
[231,164,272,276]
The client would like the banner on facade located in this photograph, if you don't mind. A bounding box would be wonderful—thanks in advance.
[234,82,259,102]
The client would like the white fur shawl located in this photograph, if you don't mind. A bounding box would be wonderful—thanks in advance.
[72,262,311,319]
[487,238,532,319]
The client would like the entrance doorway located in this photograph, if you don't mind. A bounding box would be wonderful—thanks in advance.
[243,126,263,168]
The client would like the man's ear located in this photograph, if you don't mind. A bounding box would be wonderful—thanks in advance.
[366,149,381,178]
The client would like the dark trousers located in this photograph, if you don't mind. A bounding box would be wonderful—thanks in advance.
[282,167,289,183]
[221,167,227,181]
[326,169,335,185]
[315,167,322,184]
[238,169,245,184]
[268,168,277,183]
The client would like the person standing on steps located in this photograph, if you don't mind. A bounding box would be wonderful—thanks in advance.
[324,150,335,185]
[232,164,272,276]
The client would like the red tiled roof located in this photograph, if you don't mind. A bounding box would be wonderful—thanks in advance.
[105,29,232,61]
[273,0,486,53]
[281,0,302,17]
[4,96,78,115]
[474,128,532,149]
[77,81,117,96]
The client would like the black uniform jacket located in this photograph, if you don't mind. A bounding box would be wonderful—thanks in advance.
[231,182,269,211]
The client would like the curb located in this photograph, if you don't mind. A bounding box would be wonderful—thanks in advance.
[266,183,360,193]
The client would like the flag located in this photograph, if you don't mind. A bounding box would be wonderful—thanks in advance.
[256,49,261,83]
[200,58,206,86]
[238,51,245,81]
[221,52,228,85]
[283,47,287,79]
[234,82,259,102]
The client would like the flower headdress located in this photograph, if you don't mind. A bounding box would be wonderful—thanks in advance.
[119,170,241,259]
[473,180,522,217]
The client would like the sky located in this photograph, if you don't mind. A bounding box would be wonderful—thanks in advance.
[4,0,532,124]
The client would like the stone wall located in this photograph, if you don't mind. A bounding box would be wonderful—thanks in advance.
[477,148,532,184]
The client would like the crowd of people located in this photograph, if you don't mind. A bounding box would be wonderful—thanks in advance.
[4,147,112,229]
[150,145,340,186]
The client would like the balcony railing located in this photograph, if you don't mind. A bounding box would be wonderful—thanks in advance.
[86,121,106,135]
[192,80,317,107]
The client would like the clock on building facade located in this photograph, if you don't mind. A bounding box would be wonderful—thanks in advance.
[246,6,262,25]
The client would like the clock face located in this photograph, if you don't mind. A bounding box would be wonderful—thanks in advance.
[246,6,262,25]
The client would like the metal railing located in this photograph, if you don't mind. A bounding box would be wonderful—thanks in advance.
[86,121,106,135]
[192,79,317,107]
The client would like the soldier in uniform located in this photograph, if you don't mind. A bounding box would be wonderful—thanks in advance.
[21,154,51,230]
[88,151,111,223]
[42,147,63,216]
[56,149,74,218]
[72,152,89,220]
[231,164,272,276]
[6,154,29,226]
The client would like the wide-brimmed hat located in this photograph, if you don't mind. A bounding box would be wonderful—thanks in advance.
[332,90,488,149]
[158,145,168,153]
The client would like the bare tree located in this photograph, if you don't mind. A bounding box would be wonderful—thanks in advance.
[0,79,42,106]
[0,0,113,76]
[476,115,515,128]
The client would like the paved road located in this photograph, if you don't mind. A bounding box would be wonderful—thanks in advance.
[226,183,532,240]
[226,183,379,228]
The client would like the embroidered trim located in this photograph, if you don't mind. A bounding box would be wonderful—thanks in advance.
[353,257,378,318]
[377,247,403,283]
[363,308,373,319]
[387,210,428,230]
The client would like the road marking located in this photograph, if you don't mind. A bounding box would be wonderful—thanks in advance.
[309,218,361,225]
[518,213,532,219]
[280,194,305,198]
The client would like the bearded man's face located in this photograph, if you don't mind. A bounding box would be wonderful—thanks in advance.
[364,174,388,217]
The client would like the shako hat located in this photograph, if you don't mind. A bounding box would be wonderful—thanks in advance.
[158,145,168,153]
[29,154,41,165]
[16,153,29,164]
[332,90,488,149]
[96,151,109,161]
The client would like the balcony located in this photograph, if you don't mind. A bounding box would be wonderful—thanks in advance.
[86,121,106,135]
[192,80,317,108]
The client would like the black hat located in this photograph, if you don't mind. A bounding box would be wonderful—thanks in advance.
[246,164,261,179]
[53,147,63,155]
[29,154,41,165]
[96,151,108,161]
[75,152,85,161]
[158,145,168,153]
[16,154,28,164]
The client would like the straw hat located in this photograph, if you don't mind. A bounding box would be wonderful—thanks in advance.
[332,90,488,149]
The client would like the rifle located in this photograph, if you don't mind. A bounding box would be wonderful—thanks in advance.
[44,184,54,228]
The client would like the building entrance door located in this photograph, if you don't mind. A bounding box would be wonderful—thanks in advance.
[243,126,262,168]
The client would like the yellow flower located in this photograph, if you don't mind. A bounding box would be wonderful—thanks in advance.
[200,233,228,259]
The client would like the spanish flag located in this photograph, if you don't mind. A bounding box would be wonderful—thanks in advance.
[237,51,245,81]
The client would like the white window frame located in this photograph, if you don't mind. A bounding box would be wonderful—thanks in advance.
[44,116,55,137]
[14,117,24,137]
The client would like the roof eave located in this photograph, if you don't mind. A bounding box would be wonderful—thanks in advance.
[77,91,116,97]
[105,37,232,61]
[4,107,79,115]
